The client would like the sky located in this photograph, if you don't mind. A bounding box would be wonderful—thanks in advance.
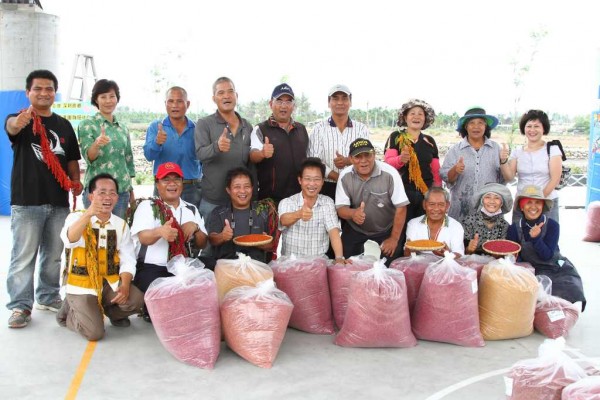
[41,0,600,117]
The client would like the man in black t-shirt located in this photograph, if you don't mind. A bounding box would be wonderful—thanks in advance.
[207,167,273,264]
[4,70,82,329]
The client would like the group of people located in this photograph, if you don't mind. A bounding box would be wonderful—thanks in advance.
[4,69,585,339]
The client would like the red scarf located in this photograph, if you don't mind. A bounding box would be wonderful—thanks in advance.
[27,109,82,210]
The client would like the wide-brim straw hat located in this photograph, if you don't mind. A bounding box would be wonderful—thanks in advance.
[397,99,435,130]
[514,185,553,212]
[470,183,513,214]
[456,107,499,132]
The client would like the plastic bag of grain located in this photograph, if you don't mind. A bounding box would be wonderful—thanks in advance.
[221,279,293,368]
[270,255,334,334]
[534,275,580,339]
[335,258,416,348]
[505,338,587,399]
[412,252,484,347]
[215,253,273,301]
[145,255,220,369]
[456,254,495,282]
[389,253,441,313]
[562,376,600,399]
[327,255,376,330]
[583,201,600,242]
[479,258,538,340]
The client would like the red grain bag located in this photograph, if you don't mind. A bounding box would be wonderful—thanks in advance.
[327,255,376,330]
[583,201,600,242]
[335,259,416,348]
[221,279,294,368]
[456,254,495,282]
[479,258,538,340]
[145,256,220,369]
[562,376,600,399]
[270,255,334,334]
[534,276,579,339]
[389,253,441,313]
[215,253,273,302]
[505,338,587,400]
[412,252,484,347]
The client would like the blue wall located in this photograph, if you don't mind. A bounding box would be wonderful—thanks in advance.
[0,90,29,216]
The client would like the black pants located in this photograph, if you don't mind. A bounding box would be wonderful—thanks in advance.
[133,262,173,293]
[398,189,426,251]
[341,225,403,266]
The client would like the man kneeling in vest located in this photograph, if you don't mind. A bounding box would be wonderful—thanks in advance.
[57,173,144,340]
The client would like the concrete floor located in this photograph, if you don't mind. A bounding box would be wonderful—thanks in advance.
[0,186,598,400]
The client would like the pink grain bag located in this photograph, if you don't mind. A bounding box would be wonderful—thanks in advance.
[479,258,538,340]
[145,255,220,369]
[583,201,600,242]
[534,275,580,339]
[411,252,484,347]
[562,376,600,399]
[327,255,376,330]
[390,253,441,313]
[221,279,294,368]
[215,253,273,302]
[335,258,416,348]
[505,338,587,400]
[270,255,334,334]
[456,254,495,282]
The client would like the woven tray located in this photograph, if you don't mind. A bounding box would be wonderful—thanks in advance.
[233,234,273,247]
[482,239,521,256]
[405,240,445,251]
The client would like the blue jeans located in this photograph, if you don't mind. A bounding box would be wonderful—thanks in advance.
[7,205,69,311]
[82,189,130,220]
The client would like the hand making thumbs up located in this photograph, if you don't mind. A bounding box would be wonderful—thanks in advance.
[352,201,366,225]
[156,122,167,145]
[333,150,347,169]
[95,125,111,147]
[262,136,274,158]
[14,106,34,131]
[467,233,480,254]
[221,219,234,241]
[400,145,410,164]
[529,222,544,238]
[300,198,313,222]
[218,127,231,152]
[159,218,178,242]
[455,156,465,174]
[500,143,509,164]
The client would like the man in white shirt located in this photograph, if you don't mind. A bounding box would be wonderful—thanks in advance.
[130,163,207,297]
[58,173,143,341]
[309,84,370,200]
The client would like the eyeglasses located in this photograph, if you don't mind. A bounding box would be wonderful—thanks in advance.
[273,99,294,106]
[302,177,323,183]
[94,190,118,198]
[158,177,183,184]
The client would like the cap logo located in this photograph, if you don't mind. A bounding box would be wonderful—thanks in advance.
[164,162,175,170]
[353,139,370,148]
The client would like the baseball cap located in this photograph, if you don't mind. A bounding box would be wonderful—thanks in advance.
[156,162,184,179]
[271,83,295,100]
[328,84,351,97]
[348,138,375,157]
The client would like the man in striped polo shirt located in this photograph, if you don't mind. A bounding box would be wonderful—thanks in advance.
[308,84,370,200]
[336,139,409,263]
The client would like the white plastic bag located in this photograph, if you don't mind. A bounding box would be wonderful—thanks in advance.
[270,255,334,334]
[145,255,220,369]
[215,253,273,301]
[221,279,293,368]
[335,259,416,348]
[505,338,587,399]
[389,253,441,312]
[412,252,484,347]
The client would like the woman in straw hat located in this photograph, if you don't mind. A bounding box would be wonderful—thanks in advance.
[440,107,509,223]
[384,99,441,249]
[507,185,586,311]
[463,182,513,255]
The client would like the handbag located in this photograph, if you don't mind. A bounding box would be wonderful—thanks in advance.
[546,140,571,190]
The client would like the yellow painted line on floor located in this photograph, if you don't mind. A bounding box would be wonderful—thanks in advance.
[65,341,97,400]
